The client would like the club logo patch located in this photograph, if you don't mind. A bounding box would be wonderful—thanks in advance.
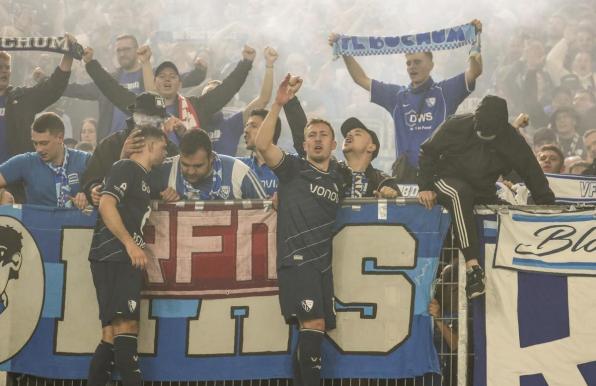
[128,300,137,313]
[425,97,436,107]
[301,299,314,312]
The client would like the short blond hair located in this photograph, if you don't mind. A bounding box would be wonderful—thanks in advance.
[304,117,335,140]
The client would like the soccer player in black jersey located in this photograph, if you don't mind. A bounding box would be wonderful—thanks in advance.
[256,74,341,386]
[87,125,167,386]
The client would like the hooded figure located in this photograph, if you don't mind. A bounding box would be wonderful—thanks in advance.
[416,95,554,299]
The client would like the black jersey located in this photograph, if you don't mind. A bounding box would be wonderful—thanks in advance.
[88,159,152,262]
[273,153,341,271]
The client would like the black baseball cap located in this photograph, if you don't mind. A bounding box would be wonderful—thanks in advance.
[127,92,167,118]
[155,61,180,77]
[341,117,380,159]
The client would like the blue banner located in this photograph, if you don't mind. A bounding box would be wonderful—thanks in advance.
[474,211,596,386]
[0,203,450,380]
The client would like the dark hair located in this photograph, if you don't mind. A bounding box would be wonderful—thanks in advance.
[63,138,78,147]
[249,109,282,144]
[136,125,167,142]
[305,117,335,140]
[550,106,580,129]
[533,127,557,146]
[31,112,65,135]
[538,144,565,164]
[75,142,94,152]
[0,225,23,280]
[179,129,212,156]
[115,34,139,48]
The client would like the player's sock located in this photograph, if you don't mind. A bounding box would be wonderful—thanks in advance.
[87,340,114,386]
[114,334,142,386]
[297,329,324,386]
[293,340,303,386]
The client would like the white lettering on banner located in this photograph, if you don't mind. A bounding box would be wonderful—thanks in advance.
[485,244,596,385]
[187,296,289,355]
[24,208,426,356]
[235,209,277,281]
[0,216,44,363]
[328,225,416,353]
[56,228,156,354]
[495,210,596,275]
[175,211,231,283]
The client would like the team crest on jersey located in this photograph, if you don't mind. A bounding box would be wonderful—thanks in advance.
[220,186,230,199]
[425,97,436,107]
[301,299,314,312]
[128,300,137,313]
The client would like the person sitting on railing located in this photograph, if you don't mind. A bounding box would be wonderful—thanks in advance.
[0,112,90,209]
[417,95,555,299]
[150,129,266,201]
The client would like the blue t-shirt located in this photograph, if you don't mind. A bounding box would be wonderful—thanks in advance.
[203,111,244,156]
[150,153,266,200]
[109,70,143,134]
[0,148,90,206]
[165,104,181,146]
[0,96,8,163]
[371,74,473,166]
[238,155,278,197]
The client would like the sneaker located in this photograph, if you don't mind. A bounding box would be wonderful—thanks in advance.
[466,265,485,299]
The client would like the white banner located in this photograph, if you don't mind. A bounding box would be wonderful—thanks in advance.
[494,209,596,275]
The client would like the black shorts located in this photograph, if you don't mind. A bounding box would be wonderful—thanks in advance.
[90,261,142,327]
[277,264,336,330]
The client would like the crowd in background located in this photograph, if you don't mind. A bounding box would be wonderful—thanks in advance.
[1,0,595,173]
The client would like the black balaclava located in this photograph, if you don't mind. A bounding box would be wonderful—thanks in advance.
[474,95,509,141]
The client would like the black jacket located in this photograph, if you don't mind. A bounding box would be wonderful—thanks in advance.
[418,113,555,204]
[283,97,399,197]
[5,66,71,157]
[80,119,179,201]
[63,65,206,140]
[84,59,251,132]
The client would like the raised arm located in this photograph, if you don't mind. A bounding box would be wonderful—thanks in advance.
[464,19,483,87]
[82,47,137,113]
[329,33,371,91]
[26,34,77,112]
[137,45,155,92]
[256,74,301,168]
[242,46,278,123]
[194,45,255,122]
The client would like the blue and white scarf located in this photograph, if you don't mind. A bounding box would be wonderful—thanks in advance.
[179,154,224,200]
[46,147,71,208]
[333,23,479,57]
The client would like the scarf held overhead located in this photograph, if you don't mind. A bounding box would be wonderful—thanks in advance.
[333,23,478,57]
[0,36,84,60]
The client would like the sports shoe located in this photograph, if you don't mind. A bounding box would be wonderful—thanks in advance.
[466,265,485,299]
